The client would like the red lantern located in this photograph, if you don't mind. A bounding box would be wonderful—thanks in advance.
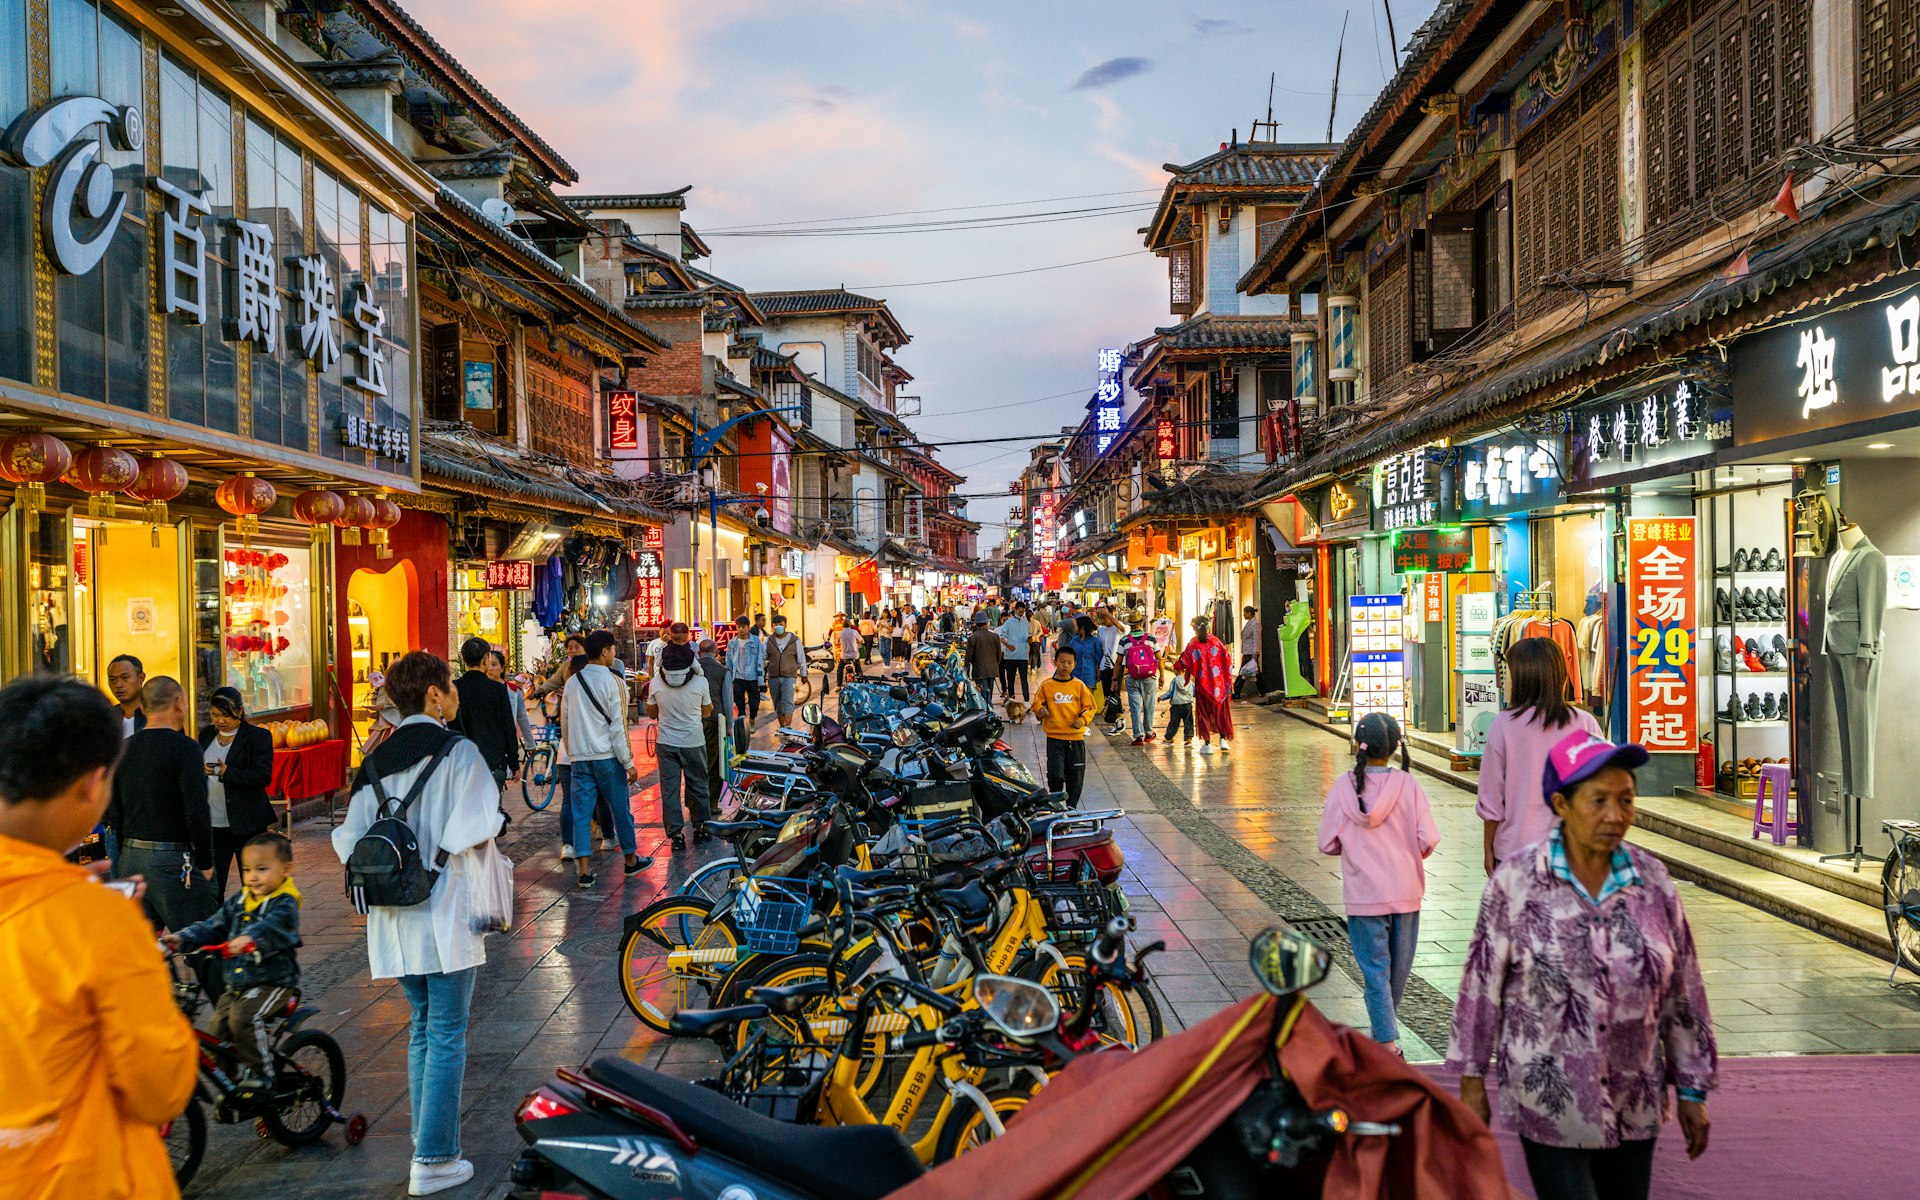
[336,494,374,546]
[366,496,402,559]
[215,472,277,542]
[125,455,188,546]
[0,431,73,530]
[292,488,344,549]
[66,444,140,518]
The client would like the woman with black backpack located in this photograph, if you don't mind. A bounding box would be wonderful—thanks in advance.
[332,651,506,1197]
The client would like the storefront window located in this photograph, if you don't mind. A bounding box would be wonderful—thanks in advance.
[221,540,313,715]
[158,53,238,432]
[51,0,148,411]
[74,518,184,691]
[452,565,515,660]
[0,0,30,384]
[192,528,219,725]
[26,512,73,676]
[245,118,309,452]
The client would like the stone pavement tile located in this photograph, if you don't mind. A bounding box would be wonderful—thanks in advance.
[1714,1030,1844,1054]
[1713,1010,1878,1035]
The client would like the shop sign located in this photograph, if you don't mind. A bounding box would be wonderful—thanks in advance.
[484,559,533,590]
[340,414,412,464]
[1093,348,1123,454]
[608,391,640,451]
[1392,528,1474,574]
[1178,529,1225,560]
[1567,378,1731,485]
[1729,279,1920,444]
[1155,412,1177,459]
[1374,447,1449,531]
[1457,434,1563,520]
[642,525,664,550]
[1317,477,1372,531]
[1625,517,1698,752]
[1423,573,1445,623]
[634,549,665,626]
[1348,594,1406,724]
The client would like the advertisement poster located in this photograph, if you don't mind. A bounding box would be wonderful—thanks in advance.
[1625,517,1698,751]
[1348,594,1406,724]
[463,360,495,411]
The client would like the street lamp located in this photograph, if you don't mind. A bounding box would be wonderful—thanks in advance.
[689,407,802,633]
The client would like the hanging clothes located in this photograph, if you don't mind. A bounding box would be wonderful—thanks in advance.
[1521,616,1582,702]
[532,556,564,628]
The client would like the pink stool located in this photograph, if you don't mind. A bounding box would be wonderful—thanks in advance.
[1751,764,1796,845]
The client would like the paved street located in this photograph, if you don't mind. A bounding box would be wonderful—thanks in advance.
[183,679,1920,1198]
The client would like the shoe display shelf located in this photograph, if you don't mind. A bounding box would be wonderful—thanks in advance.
[1700,483,1795,802]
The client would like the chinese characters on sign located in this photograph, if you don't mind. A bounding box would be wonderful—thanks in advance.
[1582,379,1730,469]
[634,550,665,627]
[1392,528,1474,574]
[608,390,640,451]
[1093,347,1123,454]
[1625,517,1698,752]
[1155,412,1177,460]
[1797,326,1837,419]
[484,559,534,590]
[340,414,411,463]
[1376,448,1443,530]
[1461,436,1557,509]
[1348,594,1407,725]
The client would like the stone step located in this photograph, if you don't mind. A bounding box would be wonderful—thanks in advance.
[1636,794,1883,909]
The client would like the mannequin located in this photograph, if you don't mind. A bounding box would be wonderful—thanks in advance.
[1823,514,1886,803]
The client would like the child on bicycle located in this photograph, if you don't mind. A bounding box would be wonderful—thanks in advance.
[165,831,302,1090]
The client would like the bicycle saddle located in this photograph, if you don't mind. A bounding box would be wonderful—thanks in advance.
[927,879,996,924]
[837,866,900,887]
[666,1004,769,1039]
[746,980,832,1014]
[702,820,774,840]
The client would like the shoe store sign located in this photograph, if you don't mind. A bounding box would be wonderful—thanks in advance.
[1626,516,1698,753]
[1567,376,1733,487]
[1729,277,1920,445]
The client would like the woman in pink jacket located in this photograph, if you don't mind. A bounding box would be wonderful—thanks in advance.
[1317,712,1440,1055]
[1477,636,1603,874]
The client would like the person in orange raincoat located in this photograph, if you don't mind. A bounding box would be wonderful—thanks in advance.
[0,676,198,1199]
[893,992,1517,1200]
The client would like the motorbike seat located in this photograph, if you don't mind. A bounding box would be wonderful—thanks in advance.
[1041,829,1114,854]
[927,878,996,925]
[702,819,773,841]
[746,979,832,1014]
[587,1057,922,1200]
[665,1004,768,1039]
[837,866,899,887]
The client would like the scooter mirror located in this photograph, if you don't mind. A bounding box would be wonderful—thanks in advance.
[971,974,1060,1038]
[800,702,824,726]
[1249,927,1332,997]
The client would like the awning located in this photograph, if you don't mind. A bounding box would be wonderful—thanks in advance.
[1069,568,1114,591]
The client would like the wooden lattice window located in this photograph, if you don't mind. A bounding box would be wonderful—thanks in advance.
[1367,249,1411,393]
[1860,0,1920,135]
[1513,68,1618,310]
[1169,243,1195,314]
[525,346,594,465]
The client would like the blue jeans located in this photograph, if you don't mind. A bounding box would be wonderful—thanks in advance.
[1125,676,1157,738]
[878,635,893,663]
[569,758,636,857]
[1347,912,1419,1044]
[398,967,477,1164]
[657,742,711,834]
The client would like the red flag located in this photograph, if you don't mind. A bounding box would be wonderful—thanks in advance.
[1774,172,1800,223]
[1721,248,1751,280]
[849,557,881,604]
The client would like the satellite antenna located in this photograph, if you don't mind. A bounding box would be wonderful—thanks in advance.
[481,197,517,227]
[1328,12,1349,143]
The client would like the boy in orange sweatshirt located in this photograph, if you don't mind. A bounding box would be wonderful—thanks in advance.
[1031,645,1096,806]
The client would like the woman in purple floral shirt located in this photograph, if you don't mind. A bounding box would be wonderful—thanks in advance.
[1448,730,1716,1200]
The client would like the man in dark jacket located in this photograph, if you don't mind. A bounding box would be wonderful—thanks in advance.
[166,830,301,1089]
[104,676,214,933]
[696,639,729,805]
[450,636,521,793]
[967,615,1004,707]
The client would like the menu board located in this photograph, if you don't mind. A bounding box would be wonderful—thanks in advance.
[1349,594,1406,724]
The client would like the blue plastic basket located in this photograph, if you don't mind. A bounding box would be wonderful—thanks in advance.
[736,878,810,955]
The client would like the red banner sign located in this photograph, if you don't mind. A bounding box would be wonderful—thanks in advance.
[485,559,533,590]
[1625,516,1698,752]
[608,390,640,451]
[633,550,664,627]
[1155,412,1177,459]
[642,525,664,551]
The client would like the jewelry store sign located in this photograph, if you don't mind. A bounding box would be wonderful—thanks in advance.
[1729,279,1920,445]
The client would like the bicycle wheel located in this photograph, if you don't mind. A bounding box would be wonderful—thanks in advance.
[522,746,556,811]
[679,858,747,904]
[1027,951,1163,1050]
[1882,843,1920,973]
[934,1086,1034,1163]
[793,676,813,705]
[262,1029,346,1146]
[165,1094,207,1186]
[641,722,658,761]
[619,896,740,1031]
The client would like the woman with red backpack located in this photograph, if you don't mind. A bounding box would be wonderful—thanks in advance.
[1117,612,1162,746]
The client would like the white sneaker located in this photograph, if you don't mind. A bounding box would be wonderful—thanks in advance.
[560,844,574,861]
[409,1159,474,1195]
[1197,743,1214,755]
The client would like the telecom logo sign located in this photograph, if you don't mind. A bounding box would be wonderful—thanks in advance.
[1093,347,1123,454]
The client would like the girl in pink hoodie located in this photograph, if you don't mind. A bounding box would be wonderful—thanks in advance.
[1317,712,1441,1054]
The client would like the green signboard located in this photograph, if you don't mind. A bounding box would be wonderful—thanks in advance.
[1393,528,1474,574]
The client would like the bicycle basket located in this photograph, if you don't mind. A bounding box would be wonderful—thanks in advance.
[735,877,810,955]
[1032,880,1127,941]
[712,1032,825,1122]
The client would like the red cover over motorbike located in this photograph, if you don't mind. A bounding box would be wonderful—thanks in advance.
[891,995,1516,1200]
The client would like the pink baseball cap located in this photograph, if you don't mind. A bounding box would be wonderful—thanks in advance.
[1542,729,1650,806]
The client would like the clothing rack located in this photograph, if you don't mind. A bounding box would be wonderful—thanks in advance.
[1511,588,1555,610]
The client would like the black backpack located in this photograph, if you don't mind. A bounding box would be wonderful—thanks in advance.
[345,735,461,914]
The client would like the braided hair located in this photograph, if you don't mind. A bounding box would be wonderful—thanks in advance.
[1351,711,1410,811]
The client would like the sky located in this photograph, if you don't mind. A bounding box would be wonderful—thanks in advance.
[403,0,1442,549]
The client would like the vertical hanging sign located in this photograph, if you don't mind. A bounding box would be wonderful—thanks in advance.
[608,390,640,451]
[1093,348,1124,453]
[1625,516,1698,752]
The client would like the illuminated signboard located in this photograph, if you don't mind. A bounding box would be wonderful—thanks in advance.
[1155,412,1176,459]
[485,559,533,589]
[1375,447,1448,531]
[608,390,640,451]
[1093,347,1123,454]
[634,550,665,627]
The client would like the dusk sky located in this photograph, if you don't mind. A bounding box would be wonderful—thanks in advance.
[404,0,1441,545]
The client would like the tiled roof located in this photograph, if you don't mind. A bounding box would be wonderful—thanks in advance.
[623,293,703,310]
[420,421,668,522]
[332,2,577,182]
[752,345,797,370]
[752,288,886,315]
[1164,142,1336,189]
[715,373,760,401]
[565,187,693,211]
[1153,314,1313,351]
[1121,470,1261,526]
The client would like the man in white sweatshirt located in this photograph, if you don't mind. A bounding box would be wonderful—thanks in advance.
[564,631,648,889]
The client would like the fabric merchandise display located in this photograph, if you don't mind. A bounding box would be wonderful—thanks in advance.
[1823,524,1887,800]
[1575,610,1609,713]
[532,557,565,629]
[1491,594,1581,706]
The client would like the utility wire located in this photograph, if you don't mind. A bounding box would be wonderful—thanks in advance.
[698,188,1163,231]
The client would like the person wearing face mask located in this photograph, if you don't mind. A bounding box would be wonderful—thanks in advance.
[198,687,278,896]
[648,643,714,851]
[764,614,804,726]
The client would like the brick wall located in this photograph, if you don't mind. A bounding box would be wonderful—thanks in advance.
[625,310,704,396]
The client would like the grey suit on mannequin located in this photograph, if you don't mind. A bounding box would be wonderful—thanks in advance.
[1824,534,1887,800]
